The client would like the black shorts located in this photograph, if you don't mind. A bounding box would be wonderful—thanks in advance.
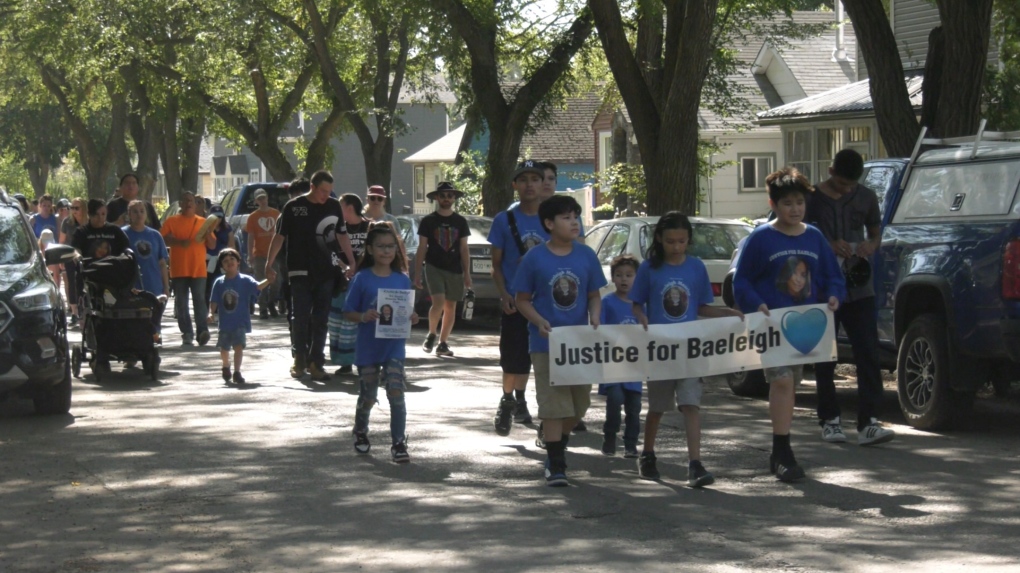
[499,311,531,375]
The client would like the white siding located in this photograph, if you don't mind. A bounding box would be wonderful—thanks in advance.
[891,0,998,71]
[700,133,782,219]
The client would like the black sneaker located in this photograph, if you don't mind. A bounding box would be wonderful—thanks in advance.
[268,305,279,318]
[354,432,371,454]
[259,307,269,319]
[513,400,532,424]
[196,330,210,346]
[493,395,515,436]
[422,333,437,353]
[623,441,639,459]
[335,365,353,376]
[435,342,453,356]
[232,371,246,385]
[638,452,660,480]
[573,419,587,432]
[391,441,410,463]
[687,460,715,488]
[770,454,805,482]
[535,421,546,449]
[69,314,79,327]
[601,434,617,456]
[221,366,231,382]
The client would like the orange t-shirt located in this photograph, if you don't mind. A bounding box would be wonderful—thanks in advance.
[245,208,280,258]
[161,214,207,278]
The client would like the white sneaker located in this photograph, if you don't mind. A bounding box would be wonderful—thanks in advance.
[858,418,895,446]
[821,417,847,443]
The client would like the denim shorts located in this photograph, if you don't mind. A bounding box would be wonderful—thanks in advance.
[217,328,247,350]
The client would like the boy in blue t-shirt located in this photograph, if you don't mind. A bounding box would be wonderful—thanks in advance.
[513,194,607,487]
[209,248,268,385]
[733,167,845,482]
[598,254,643,458]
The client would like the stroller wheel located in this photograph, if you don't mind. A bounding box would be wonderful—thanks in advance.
[71,345,82,378]
[90,359,102,382]
[149,353,161,381]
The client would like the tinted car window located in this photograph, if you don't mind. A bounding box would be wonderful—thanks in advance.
[220,189,240,217]
[237,187,291,215]
[597,224,630,266]
[640,222,750,261]
[0,208,33,264]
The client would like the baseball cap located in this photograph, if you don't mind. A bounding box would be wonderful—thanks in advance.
[253,189,268,199]
[367,185,387,198]
[513,160,544,181]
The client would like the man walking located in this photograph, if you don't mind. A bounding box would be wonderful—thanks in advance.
[107,173,161,230]
[246,189,281,318]
[161,191,216,346]
[807,149,895,446]
[266,171,356,381]
[414,182,471,357]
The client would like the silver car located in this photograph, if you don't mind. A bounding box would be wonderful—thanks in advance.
[584,216,753,305]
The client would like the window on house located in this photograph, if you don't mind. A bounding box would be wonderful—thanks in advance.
[786,129,812,182]
[739,155,775,192]
[817,128,844,179]
[249,169,260,182]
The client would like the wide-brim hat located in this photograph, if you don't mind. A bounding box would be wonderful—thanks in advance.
[426,182,464,200]
[512,159,545,181]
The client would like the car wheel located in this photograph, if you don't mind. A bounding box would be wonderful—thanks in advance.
[726,369,768,398]
[71,345,81,378]
[896,313,973,430]
[34,361,72,415]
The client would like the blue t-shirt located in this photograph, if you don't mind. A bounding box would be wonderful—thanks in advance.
[123,226,168,295]
[630,257,713,324]
[732,223,846,313]
[32,213,59,239]
[597,293,643,394]
[342,269,413,366]
[487,207,550,296]
[512,242,607,354]
[207,223,232,257]
[210,274,260,333]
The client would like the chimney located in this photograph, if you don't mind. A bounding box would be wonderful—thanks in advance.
[832,1,848,62]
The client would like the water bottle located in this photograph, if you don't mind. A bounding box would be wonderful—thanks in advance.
[462,288,475,321]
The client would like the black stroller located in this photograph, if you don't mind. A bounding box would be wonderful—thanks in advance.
[70,251,161,381]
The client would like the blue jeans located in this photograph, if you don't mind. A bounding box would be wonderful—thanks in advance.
[603,385,642,444]
[290,276,333,367]
[173,276,208,339]
[815,296,885,431]
[354,359,407,445]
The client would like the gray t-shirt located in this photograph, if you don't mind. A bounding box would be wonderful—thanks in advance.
[806,183,881,301]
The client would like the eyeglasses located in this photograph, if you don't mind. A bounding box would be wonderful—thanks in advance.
[368,196,386,202]
[372,243,398,251]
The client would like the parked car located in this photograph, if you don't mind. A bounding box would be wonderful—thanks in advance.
[584,216,754,304]
[396,214,498,316]
[217,182,292,268]
[0,190,75,414]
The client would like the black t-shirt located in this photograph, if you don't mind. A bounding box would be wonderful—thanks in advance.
[277,195,347,280]
[344,219,370,266]
[106,197,161,231]
[71,223,131,260]
[417,212,471,273]
[806,182,881,301]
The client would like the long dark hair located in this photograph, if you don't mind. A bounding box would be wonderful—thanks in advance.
[358,222,405,273]
[645,211,694,269]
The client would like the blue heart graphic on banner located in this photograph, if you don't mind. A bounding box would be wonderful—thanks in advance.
[780,308,828,355]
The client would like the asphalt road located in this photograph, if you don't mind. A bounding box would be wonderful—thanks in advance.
[2,313,1019,573]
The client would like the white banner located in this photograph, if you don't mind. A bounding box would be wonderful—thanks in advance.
[548,304,836,386]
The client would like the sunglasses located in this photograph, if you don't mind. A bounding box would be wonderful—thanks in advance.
[368,196,386,202]
[436,193,456,199]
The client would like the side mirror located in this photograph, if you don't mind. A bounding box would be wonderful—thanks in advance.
[44,244,77,266]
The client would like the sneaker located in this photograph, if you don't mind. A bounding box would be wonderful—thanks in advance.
[334,365,353,376]
[196,330,210,346]
[182,334,194,346]
[232,371,246,385]
[513,400,532,424]
[422,333,437,353]
[221,366,231,382]
[354,432,371,454]
[573,419,587,432]
[68,314,79,327]
[770,454,805,482]
[391,441,410,463]
[821,417,847,443]
[544,458,568,487]
[601,434,617,456]
[535,421,546,449]
[687,460,715,488]
[858,418,895,446]
[493,395,515,436]
[435,342,453,357]
[289,356,306,379]
[308,362,331,381]
[623,441,639,459]
[259,307,269,319]
[268,305,279,318]
[638,452,660,480]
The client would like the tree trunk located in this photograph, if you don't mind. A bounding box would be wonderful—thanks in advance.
[180,116,206,199]
[920,27,944,132]
[25,152,49,198]
[303,101,346,176]
[253,136,296,183]
[843,0,921,157]
[480,122,525,216]
[933,0,993,137]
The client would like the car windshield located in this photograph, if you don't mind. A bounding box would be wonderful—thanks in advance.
[239,187,291,215]
[0,208,34,265]
[467,217,492,239]
[639,221,751,261]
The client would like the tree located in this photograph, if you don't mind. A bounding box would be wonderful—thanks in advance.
[843,0,994,156]
[985,0,1020,130]
[430,0,596,216]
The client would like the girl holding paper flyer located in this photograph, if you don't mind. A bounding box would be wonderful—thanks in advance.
[732,167,845,482]
[631,212,744,487]
[342,224,419,463]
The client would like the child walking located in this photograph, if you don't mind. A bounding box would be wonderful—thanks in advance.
[514,195,607,487]
[342,223,420,463]
[208,248,268,384]
[598,255,643,458]
[733,167,845,482]
[631,212,744,487]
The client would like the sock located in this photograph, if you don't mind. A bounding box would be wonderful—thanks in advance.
[502,392,514,401]
[546,440,566,469]
[689,459,700,469]
[641,449,654,457]
[514,389,525,402]
[772,434,794,464]
[561,433,570,449]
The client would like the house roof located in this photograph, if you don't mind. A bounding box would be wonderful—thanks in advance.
[213,155,251,176]
[700,11,857,133]
[403,124,465,163]
[521,92,603,163]
[756,75,923,124]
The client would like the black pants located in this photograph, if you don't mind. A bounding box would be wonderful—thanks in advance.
[290,275,333,368]
[814,296,885,431]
